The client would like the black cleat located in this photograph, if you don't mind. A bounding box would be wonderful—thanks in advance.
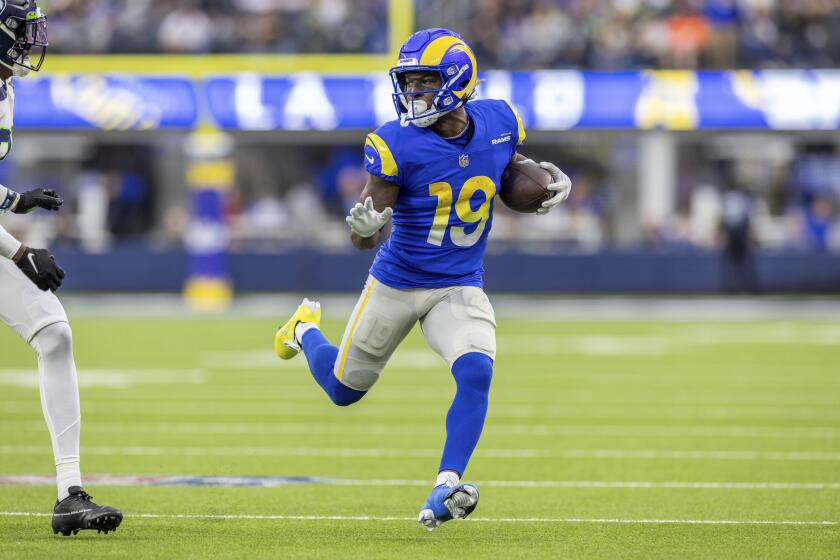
[52,486,123,536]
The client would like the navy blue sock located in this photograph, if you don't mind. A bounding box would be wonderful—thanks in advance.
[300,329,367,407]
[439,352,494,476]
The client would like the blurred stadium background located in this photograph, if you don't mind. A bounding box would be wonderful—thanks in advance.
[2,0,839,301]
[2,2,840,557]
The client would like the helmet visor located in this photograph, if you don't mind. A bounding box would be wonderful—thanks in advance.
[9,15,48,72]
[23,17,48,48]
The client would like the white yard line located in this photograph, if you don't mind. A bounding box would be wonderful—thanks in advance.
[2,445,840,461]
[5,401,840,421]
[334,480,840,490]
[498,327,840,355]
[204,326,840,364]
[2,475,838,490]
[0,511,835,526]
[0,370,207,389]
[13,420,840,440]
[6,391,840,409]
[55,294,840,321]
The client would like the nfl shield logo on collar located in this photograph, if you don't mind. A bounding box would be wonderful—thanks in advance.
[459,154,470,168]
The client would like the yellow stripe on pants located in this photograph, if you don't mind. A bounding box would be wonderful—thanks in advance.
[335,278,377,380]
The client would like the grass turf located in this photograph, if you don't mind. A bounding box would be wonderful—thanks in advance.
[0,312,838,558]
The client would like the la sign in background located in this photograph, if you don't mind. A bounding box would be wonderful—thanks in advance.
[12,70,840,131]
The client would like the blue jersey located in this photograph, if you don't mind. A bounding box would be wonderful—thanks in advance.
[363,99,526,289]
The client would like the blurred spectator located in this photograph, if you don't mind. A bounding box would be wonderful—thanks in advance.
[4,136,839,255]
[418,0,840,69]
[107,171,152,237]
[719,187,761,293]
[788,144,840,251]
[46,0,389,55]
[44,0,840,68]
[703,0,740,68]
[157,1,215,53]
[663,1,712,68]
[241,187,289,239]
[799,196,837,252]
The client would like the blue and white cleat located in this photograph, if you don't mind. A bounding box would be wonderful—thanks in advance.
[418,483,479,531]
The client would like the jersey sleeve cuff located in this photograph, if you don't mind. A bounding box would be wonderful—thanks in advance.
[374,173,400,185]
[0,185,18,213]
[0,225,22,260]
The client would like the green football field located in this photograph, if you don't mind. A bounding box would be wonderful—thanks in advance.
[1,301,839,558]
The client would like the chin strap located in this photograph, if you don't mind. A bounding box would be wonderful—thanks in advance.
[0,59,27,77]
[401,99,443,128]
[0,50,33,77]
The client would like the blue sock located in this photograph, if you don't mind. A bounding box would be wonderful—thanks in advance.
[439,352,494,476]
[300,329,367,407]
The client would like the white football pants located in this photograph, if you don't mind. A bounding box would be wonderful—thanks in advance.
[1,258,81,498]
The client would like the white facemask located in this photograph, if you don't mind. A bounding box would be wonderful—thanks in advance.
[401,98,442,128]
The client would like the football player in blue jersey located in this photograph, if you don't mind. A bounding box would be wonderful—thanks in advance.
[275,28,571,530]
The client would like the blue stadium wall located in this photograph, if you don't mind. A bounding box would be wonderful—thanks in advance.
[52,249,840,294]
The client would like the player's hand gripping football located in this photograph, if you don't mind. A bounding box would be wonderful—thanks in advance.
[536,162,571,215]
[346,196,393,238]
[13,246,65,292]
[12,188,64,214]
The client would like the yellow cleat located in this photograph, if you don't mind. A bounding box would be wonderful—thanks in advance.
[274,298,321,359]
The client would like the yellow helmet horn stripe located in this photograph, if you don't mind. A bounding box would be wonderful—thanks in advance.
[418,36,463,65]
[417,36,478,99]
[450,45,478,98]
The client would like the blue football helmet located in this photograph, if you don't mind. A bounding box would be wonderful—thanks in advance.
[390,28,478,128]
[0,0,47,77]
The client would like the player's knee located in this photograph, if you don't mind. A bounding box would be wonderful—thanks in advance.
[31,321,73,359]
[339,367,380,393]
[327,377,367,407]
[452,352,493,396]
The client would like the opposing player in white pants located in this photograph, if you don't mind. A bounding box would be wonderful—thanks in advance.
[0,0,121,536]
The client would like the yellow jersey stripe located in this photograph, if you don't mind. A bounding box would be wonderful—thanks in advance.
[336,277,377,380]
[366,133,399,177]
[505,100,527,146]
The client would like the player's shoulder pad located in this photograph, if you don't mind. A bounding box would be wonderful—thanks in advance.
[468,98,526,147]
[364,120,402,183]
[499,99,527,147]
[473,98,526,147]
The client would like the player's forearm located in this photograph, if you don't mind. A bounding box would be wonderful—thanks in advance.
[0,223,22,260]
[0,184,20,213]
[350,230,379,250]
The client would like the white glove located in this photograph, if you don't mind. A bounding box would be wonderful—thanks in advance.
[537,161,572,215]
[346,196,393,238]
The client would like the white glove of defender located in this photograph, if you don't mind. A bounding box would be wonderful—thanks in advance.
[537,161,572,215]
[346,196,393,238]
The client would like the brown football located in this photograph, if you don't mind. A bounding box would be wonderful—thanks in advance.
[499,159,552,213]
